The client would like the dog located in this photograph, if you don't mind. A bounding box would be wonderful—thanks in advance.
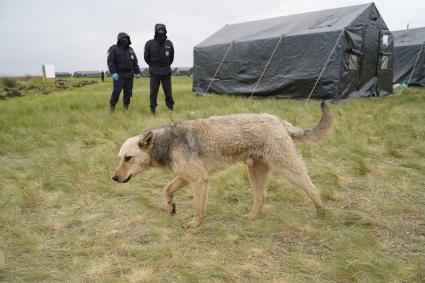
[113,102,333,228]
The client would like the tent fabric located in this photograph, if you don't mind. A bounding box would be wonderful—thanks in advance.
[392,27,425,86]
[193,3,393,99]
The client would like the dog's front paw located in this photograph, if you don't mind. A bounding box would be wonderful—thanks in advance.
[316,207,327,217]
[182,220,201,229]
[243,213,257,220]
[166,203,176,216]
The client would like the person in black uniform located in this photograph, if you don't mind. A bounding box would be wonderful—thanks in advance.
[107,32,141,113]
[100,70,105,82]
[144,24,174,114]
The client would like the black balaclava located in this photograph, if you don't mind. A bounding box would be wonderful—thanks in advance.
[119,38,130,48]
[154,23,167,43]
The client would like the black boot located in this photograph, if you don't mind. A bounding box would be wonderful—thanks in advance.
[109,105,115,113]
[150,108,156,115]
[124,104,129,110]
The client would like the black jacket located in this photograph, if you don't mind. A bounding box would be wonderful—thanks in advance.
[107,33,141,79]
[144,35,174,76]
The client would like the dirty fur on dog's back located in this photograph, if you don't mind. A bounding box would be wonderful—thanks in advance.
[148,102,333,172]
[151,125,204,167]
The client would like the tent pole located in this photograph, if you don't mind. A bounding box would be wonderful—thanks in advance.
[249,34,284,99]
[304,29,344,107]
[407,42,425,86]
[205,41,234,94]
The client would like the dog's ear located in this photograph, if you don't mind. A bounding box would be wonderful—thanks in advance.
[138,131,153,148]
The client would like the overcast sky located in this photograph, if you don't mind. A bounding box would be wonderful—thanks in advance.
[0,0,424,75]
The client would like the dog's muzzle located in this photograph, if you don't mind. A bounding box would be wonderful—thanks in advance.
[112,174,132,183]
[123,174,132,183]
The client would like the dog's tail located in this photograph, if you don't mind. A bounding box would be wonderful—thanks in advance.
[286,102,333,144]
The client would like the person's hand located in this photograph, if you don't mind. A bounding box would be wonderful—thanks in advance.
[134,73,141,79]
[112,73,119,80]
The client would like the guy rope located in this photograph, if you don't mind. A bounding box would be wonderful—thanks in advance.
[305,30,344,107]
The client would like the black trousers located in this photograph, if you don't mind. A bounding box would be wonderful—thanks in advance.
[110,77,133,107]
[150,75,174,110]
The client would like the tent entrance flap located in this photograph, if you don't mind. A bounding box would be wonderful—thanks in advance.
[358,23,381,88]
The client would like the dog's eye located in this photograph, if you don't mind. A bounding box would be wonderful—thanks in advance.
[124,156,132,162]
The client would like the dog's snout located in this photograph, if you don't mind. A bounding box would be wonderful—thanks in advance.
[112,175,119,182]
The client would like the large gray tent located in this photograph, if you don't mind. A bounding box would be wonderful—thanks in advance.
[392,27,425,87]
[193,3,393,99]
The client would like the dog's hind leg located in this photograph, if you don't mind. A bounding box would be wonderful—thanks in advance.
[245,161,270,220]
[276,154,324,215]
[163,177,189,216]
[184,175,209,229]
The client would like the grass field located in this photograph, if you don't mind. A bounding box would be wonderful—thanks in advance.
[1,77,424,282]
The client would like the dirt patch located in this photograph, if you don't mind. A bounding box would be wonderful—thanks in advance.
[56,79,97,89]
[55,79,71,90]
[0,79,98,100]
[72,80,97,88]
[0,89,22,100]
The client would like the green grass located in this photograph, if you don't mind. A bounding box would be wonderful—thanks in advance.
[1,77,424,282]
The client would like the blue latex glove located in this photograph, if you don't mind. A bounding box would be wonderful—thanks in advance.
[112,73,119,80]
[134,73,141,79]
